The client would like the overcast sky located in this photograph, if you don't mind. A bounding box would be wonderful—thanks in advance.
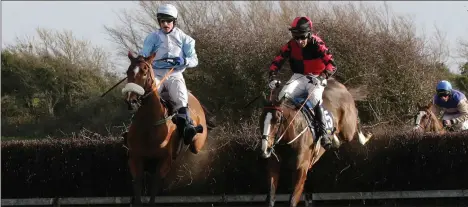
[2,1,468,73]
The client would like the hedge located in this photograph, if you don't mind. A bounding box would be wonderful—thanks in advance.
[2,131,468,198]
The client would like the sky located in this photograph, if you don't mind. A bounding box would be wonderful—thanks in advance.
[2,1,468,73]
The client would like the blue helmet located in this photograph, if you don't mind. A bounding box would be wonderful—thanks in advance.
[436,80,452,91]
[436,80,452,96]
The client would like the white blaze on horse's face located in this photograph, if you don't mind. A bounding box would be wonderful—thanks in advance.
[261,112,273,157]
[263,112,273,137]
[121,65,145,97]
[133,66,140,78]
[413,111,427,130]
[415,111,426,126]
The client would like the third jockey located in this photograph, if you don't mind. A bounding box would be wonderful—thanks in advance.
[268,16,337,149]
[432,80,468,131]
[139,3,202,144]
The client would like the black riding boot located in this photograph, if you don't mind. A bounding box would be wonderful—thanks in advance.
[314,103,332,150]
[176,107,204,145]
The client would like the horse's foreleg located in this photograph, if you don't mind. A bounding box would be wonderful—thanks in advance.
[148,172,163,204]
[128,157,143,206]
[289,165,309,207]
[266,158,280,207]
[149,156,172,204]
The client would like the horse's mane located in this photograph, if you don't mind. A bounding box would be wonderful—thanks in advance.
[425,104,439,120]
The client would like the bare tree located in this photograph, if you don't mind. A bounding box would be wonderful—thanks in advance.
[102,1,454,126]
[5,27,114,74]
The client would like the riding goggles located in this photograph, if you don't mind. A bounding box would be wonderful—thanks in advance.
[437,90,450,97]
[293,35,308,40]
[159,19,174,24]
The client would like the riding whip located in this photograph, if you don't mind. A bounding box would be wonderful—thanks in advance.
[100,77,127,97]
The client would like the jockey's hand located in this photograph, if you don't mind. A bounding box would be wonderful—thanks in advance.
[443,119,452,127]
[165,57,186,66]
[269,80,280,89]
[322,69,333,79]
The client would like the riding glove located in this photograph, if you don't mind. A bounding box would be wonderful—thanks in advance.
[269,80,280,89]
[268,70,280,89]
[166,57,186,66]
[322,69,333,79]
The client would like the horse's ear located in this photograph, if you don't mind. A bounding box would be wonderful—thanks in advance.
[427,102,433,108]
[146,52,157,63]
[128,51,134,60]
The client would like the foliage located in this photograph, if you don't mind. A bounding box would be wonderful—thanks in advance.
[2,1,462,138]
[1,28,130,138]
[104,1,452,124]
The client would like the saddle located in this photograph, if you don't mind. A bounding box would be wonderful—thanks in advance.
[288,97,335,142]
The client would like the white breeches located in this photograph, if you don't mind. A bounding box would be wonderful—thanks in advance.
[442,113,468,131]
[154,73,188,113]
[278,73,327,107]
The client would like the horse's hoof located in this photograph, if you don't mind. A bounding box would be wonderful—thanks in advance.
[260,151,271,159]
[331,134,341,148]
[130,199,142,207]
[320,137,333,150]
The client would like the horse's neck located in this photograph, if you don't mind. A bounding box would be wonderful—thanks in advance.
[137,91,166,121]
[428,112,443,132]
[278,102,307,141]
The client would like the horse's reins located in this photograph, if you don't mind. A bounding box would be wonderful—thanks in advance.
[265,75,330,163]
[276,92,314,145]
[100,59,175,98]
[141,61,174,99]
[415,110,445,132]
[416,113,432,131]
[101,77,127,97]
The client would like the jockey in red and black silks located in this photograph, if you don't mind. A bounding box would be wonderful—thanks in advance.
[267,16,338,150]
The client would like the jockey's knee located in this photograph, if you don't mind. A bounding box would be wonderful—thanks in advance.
[278,90,288,101]
[172,101,187,114]
[309,95,322,108]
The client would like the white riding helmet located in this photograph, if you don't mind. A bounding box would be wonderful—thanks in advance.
[157,4,178,19]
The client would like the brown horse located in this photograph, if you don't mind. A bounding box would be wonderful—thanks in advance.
[122,51,209,205]
[412,102,446,133]
[259,78,373,207]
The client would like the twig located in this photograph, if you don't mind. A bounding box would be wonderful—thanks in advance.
[362,121,391,128]
[343,73,378,84]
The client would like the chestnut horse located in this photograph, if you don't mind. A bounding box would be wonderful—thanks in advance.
[412,102,446,133]
[259,78,373,207]
[122,52,208,205]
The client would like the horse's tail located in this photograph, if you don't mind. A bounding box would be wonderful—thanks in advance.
[356,113,373,145]
[201,104,217,130]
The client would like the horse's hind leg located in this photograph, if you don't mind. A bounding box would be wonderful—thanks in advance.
[266,157,280,207]
[128,157,143,206]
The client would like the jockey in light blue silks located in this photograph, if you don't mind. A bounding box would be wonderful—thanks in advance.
[125,3,201,145]
[432,80,468,131]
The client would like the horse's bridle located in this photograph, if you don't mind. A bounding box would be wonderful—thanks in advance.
[125,60,176,126]
[414,110,433,131]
